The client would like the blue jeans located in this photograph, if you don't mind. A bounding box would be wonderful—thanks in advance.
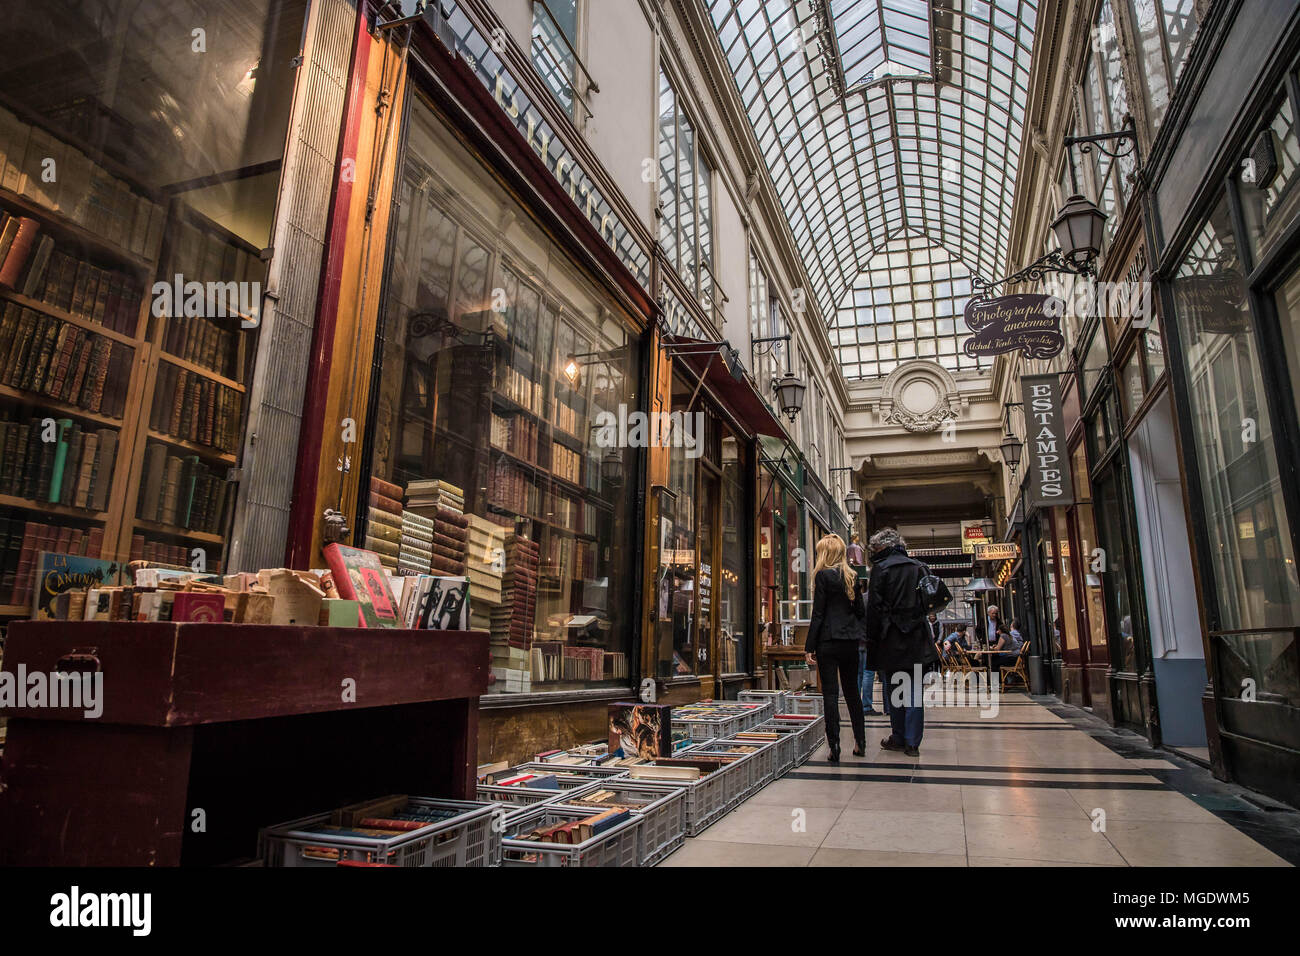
[858,647,876,712]
[883,669,925,748]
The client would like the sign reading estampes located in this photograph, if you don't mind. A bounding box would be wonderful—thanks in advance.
[1020,373,1075,509]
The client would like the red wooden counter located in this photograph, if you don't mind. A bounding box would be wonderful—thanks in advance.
[0,622,489,866]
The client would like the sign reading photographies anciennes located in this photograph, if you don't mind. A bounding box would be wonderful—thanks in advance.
[1021,374,1075,510]
[963,294,1067,360]
[441,13,653,291]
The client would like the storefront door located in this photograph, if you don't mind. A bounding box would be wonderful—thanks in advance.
[699,468,720,686]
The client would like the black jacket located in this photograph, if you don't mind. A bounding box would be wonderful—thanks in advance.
[864,546,940,673]
[805,567,865,652]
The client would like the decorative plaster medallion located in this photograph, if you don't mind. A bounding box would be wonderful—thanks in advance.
[882,361,958,432]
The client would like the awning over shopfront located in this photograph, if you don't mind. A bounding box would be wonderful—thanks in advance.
[667,336,792,442]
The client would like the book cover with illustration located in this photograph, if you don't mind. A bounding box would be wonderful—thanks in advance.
[607,702,673,759]
[323,543,400,628]
[32,551,122,619]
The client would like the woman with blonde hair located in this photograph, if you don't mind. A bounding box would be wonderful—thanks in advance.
[803,533,867,761]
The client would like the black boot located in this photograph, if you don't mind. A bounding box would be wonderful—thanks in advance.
[827,740,841,762]
[853,738,866,757]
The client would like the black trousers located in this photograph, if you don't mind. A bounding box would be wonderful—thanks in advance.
[815,640,865,750]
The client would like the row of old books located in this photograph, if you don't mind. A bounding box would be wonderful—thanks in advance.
[0,415,118,512]
[136,443,234,534]
[0,221,145,336]
[0,107,166,259]
[518,808,630,846]
[0,301,133,416]
[129,535,199,570]
[554,398,579,437]
[490,412,540,462]
[1,518,105,608]
[495,366,544,416]
[551,441,581,484]
[486,458,537,517]
[161,314,243,380]
[148,363,243,454]
[163,215,264,291]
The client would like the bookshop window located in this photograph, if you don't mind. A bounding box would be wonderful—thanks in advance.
[366,96,641,693]
[719,427,751,675]
[0,0,304,593]
[1172,198,1300,630]
[654,373,702,679]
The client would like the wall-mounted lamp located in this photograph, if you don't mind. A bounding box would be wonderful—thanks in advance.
[844,490,863,520]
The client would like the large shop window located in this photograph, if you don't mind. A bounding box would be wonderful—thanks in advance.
[1172,199,1300,630]
[366,97,641,694]
[1128,0,1199,129]
[0,0,303,589]
[720,429,751,675]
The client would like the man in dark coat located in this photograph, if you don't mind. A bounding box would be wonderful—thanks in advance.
[863,528,938,756]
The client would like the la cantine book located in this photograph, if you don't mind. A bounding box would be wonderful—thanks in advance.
[323,543,400,628]
[32,551,121,619]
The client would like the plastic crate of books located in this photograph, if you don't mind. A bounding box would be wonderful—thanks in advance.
[688,738,775,796]
[785,692,825,716]
[737,689,788,715]
[260,798,499,868]
[770,713,825,765]
[500,804,642,867]
[736,724,799,775]
[621,760,735,835]
[508,761,630,779]
[477,766,610,809]
[557,781,687,866]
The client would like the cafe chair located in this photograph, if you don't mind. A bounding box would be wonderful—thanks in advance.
[1001,643,1031,691]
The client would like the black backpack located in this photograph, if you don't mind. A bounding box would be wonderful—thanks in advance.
[916,563,952,613]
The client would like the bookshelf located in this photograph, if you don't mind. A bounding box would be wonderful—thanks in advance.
[0,105,261,613]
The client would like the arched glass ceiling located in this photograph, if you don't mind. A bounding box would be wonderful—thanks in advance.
[832,231,989,378]
[706,0,1038,325]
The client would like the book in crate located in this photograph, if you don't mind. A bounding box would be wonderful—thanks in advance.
[0,413,117,512]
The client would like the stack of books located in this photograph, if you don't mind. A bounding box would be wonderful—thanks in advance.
[405,478,464,514]
[366,477,404,572]
[466,514,504,634]
[397,510,433,576]
[430,507,468,576]
[491,533,537,692]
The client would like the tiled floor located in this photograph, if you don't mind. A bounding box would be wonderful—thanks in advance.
[660,694,1297,867]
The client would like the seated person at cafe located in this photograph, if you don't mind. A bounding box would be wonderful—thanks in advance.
[991,624,1023,670]
[941,623,971,661]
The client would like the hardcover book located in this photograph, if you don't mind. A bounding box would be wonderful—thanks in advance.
[31,551,122,620]
[607,703,673,759]
[323,543,400,628]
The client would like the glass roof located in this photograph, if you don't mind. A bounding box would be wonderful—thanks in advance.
[706,0,1039,331]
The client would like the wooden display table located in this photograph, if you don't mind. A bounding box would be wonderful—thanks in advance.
[762,644,821,693]
[0,622,488,866]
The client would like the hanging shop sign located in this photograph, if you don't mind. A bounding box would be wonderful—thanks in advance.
[962,294,1066,359]
[440,13,653,291]
[974,542,1020,561]
[960,520,990,554]
[1021,373,1075,509]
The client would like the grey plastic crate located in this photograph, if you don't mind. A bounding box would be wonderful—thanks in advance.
[785,693,825,716]
[769,714,826,764]
[733,724,798,776]
[737,689,788,714]
[260,798,500,868]
[507,761,631,778]
[624,760,738,835]
[557,780,687,866]
[500,804,642,867]
[688,739,775,796]
[671,713,746,740]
